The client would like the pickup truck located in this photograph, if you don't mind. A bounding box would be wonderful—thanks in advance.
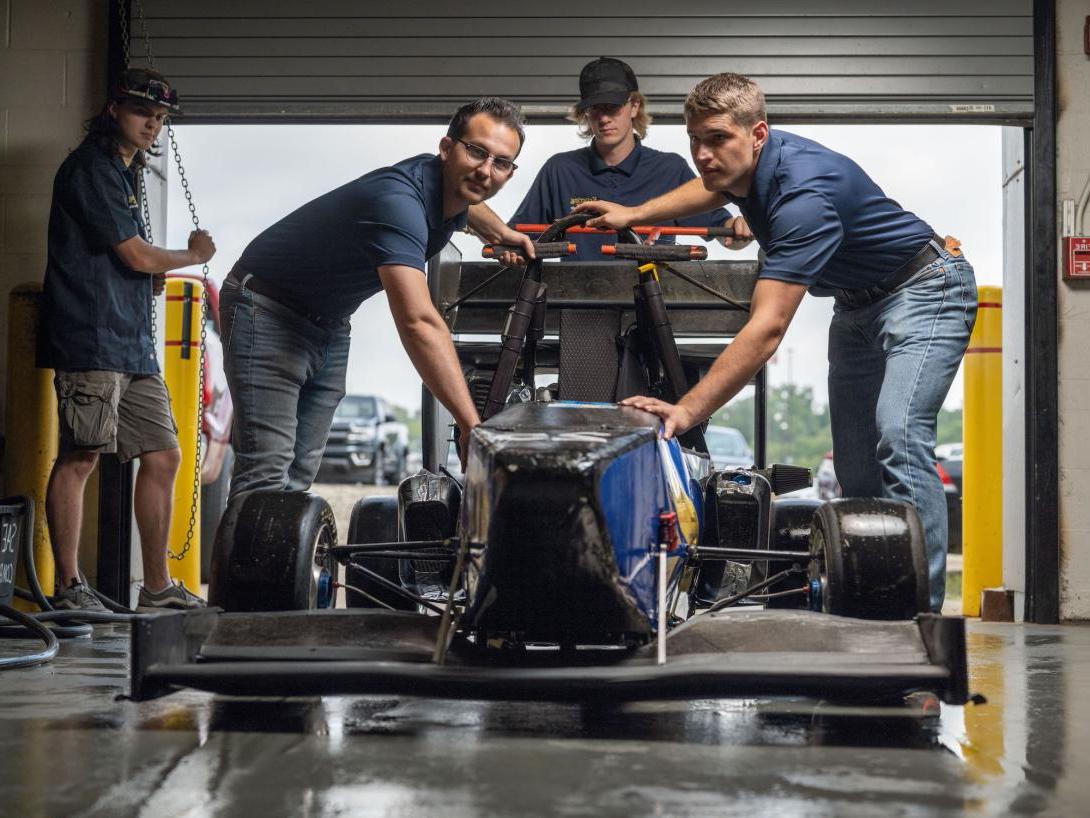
[319,394,409,485]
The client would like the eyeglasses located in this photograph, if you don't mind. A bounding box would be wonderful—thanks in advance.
[454,138,518,176]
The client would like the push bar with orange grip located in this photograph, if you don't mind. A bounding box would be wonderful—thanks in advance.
[515,224,735,238]
[482,241,575,259]
[601,244,708,261]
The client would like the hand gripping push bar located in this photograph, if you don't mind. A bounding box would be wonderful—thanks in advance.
[482,241,575,259]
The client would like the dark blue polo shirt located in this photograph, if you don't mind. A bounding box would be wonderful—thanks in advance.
[238,154,468,320]
[510,140,731,259]
[725,130,934,291]
[38,139,157,374]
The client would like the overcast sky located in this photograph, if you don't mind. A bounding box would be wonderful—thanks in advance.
[166,122,1005,412]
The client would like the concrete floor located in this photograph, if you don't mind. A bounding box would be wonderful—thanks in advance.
[1,620,1087,818]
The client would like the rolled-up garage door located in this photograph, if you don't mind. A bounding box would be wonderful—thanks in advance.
[132,0,1032,123]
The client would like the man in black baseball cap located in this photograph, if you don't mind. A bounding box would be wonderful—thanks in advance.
[510,57,739,258]
[38,66,215,612]
[577,57,639,108]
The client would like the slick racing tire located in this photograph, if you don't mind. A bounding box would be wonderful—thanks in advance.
[760,496,822,609]
[208,490,338,612]
[345,495,416,611]
[808,497,929,620]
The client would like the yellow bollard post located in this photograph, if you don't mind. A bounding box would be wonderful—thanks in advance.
[3,284,58,610]
[962,286,1003,616]
[163,277,203,590]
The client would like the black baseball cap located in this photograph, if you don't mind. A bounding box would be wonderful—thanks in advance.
[577,58,638,110]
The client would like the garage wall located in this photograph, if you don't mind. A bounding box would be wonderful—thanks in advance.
[1056,0,1090,619]
[0,0,106,440]
[133,0,1033,122]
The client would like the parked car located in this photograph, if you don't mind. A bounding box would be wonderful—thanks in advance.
[167,274,234,583]
[815,450,962,552]
[318,394,409,484]
[934,442,963,463]
[704,425,754,469]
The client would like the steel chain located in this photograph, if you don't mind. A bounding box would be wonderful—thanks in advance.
[119,0,160,350]
[125,0,209,562]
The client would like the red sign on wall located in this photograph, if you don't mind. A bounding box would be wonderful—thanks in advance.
[1063,236,1090,280]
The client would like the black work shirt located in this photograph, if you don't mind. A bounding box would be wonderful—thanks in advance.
[237,154,468,320]
[509,139,731,259]
[38,139,156,373]
[725,129,934,291]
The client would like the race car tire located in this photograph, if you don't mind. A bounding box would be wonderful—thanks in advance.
[760,496,821,609]
[808,497,929,620]
[345,495,416,611]
[208,490,338,612]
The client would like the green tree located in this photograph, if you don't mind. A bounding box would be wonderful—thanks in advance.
[391,403,422,452]
[712,386,963,468]
[710,383,832,470]
[936,407,962,446]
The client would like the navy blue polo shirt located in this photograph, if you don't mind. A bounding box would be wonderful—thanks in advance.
[238,154,468,320]
[510,140,731,259]
[725,130,934,291]
[38,139,156,374]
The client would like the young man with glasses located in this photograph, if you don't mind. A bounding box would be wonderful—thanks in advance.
[38,68,216,611]
[510,57,741,259]
[220,97,533,500]
[578,73,976,612]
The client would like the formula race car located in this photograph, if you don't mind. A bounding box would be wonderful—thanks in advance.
[130,215,968,705]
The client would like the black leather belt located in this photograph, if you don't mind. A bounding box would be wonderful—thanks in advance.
[834,233,947,308]
[226,268,349,331]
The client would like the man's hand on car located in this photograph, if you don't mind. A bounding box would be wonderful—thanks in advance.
[619,395,698,440]
[188,229,217,265]
[458,422,478,471]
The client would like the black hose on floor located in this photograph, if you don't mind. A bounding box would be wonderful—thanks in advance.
[0,496,141,670]
[0,602,59,670]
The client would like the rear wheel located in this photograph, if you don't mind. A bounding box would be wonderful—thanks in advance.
[808,498,929,619]
[208,490,338,612]
[344,495,416,610]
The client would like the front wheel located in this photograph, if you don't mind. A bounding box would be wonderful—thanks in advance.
[209,490,338,612]
[808,498,929,620]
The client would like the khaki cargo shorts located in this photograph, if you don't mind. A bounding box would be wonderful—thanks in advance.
[54,370,179,463]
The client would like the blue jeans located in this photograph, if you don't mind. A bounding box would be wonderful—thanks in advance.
[219,277,351,499]
[828,249,977,612]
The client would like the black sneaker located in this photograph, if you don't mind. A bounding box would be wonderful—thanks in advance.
[137,580,207,612]
[53,580,108,612]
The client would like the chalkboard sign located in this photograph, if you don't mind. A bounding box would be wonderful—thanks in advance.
[0,497,30,607]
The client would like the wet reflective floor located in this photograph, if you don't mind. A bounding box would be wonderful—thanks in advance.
[1,620,1086,817]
